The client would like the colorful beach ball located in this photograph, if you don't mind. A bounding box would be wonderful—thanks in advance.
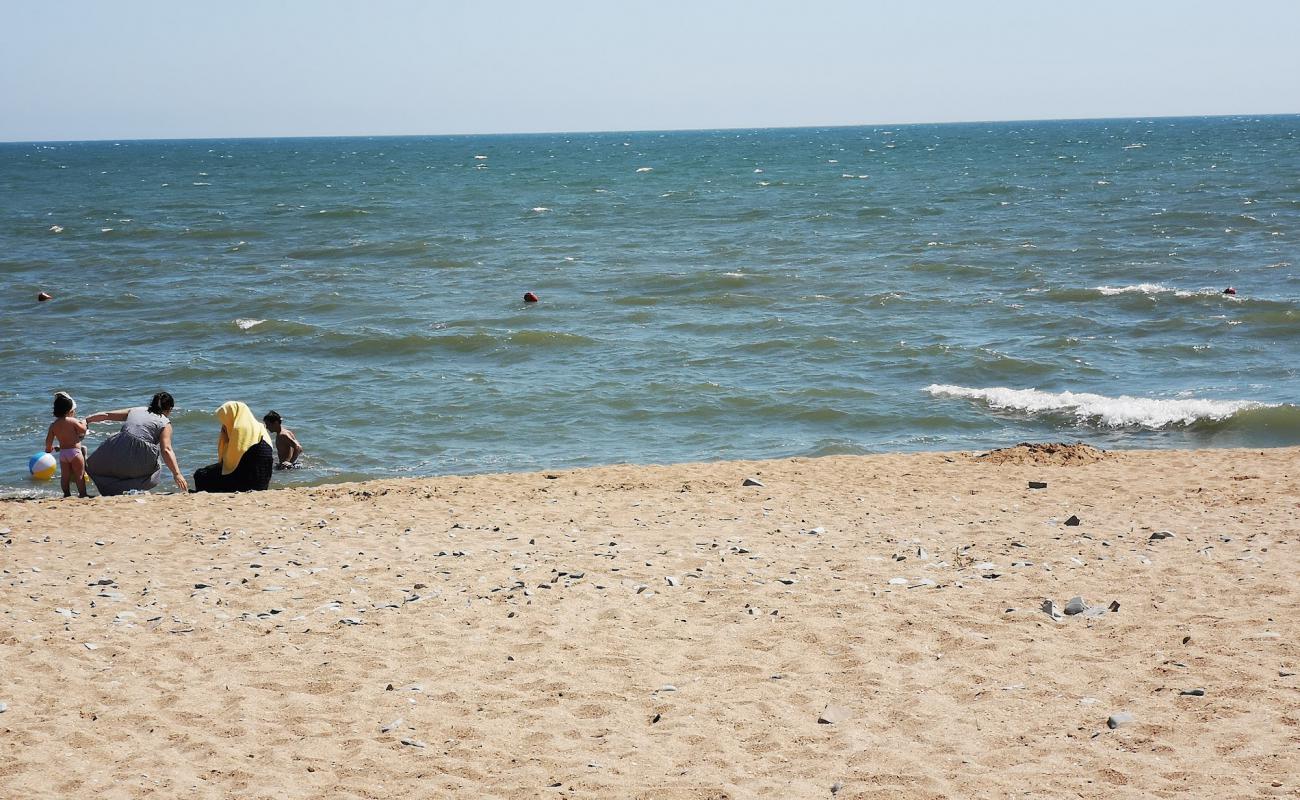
[28,452,57,480]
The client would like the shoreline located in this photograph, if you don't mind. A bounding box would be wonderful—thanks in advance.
[2,444,1296,797]
[5,440,1297,503]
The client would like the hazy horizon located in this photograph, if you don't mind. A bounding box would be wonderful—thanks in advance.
[4,111,1300,147]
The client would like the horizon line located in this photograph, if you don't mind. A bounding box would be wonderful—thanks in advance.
[2,110,1297,146]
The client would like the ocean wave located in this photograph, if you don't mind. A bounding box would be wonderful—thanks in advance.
[1094,283,1173,296]
[286,239,430,260]
[1093,284,1234,299]
[1039,284,1286,306]
[180,227,267,240]
[318,328,597,358]
[926,384,1281,429]
[310,208,377,219]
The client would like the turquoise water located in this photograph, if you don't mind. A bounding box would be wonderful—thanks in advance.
[2,116,1298,496]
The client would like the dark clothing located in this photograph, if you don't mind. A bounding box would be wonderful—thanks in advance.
[193,441,274,493]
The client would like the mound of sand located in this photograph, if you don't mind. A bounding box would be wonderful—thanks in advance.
[975,441,1109,465]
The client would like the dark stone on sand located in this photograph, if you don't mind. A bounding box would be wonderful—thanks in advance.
[1109,600,1121,612]
[1107,712,1134,729]
[1028,481,1047,489]
[1065,515,1081,526]
[818,705,851,724]
[742,477,764,487]
[1064,596,1088,615]
[1180,688,1206,696]
[1150,530,1174,541]
[194,583,212,589]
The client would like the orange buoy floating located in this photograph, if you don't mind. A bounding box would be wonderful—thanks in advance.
[37,292,52,302]
[1222,287,1236,295]
[523,291,539,303]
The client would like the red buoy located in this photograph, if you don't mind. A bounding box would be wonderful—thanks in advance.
[523,291,539,303]
[37,292,52,302]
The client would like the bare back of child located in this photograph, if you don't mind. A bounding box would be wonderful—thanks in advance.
[45,391,89,498]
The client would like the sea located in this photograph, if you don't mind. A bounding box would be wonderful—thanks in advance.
[2,115,1298,497]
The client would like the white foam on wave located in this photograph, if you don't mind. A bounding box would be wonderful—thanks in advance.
[235,318,265,331]
[636,166,653,173]
[925,384,1271,429]
[1093,284,1232,299]
[1094,283,1170,295]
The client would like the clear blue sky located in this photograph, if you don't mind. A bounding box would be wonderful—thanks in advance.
[2,0,1297,142]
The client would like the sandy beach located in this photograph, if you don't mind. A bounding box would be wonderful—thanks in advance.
[1,445,1296,799]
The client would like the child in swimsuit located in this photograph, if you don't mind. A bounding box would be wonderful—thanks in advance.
[263,410,304,469]
[45,391,89,498]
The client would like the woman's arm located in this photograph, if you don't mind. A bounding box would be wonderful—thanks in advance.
[159,424,188,492]
[85,408,132,424]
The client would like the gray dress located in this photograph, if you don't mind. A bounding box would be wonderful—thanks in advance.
[85,408,170,496]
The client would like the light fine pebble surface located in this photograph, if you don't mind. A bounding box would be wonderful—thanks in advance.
[0,447,1297,798]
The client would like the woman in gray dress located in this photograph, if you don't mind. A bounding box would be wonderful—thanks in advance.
[84,392,188,495]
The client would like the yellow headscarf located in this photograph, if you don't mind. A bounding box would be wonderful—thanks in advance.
[215,401,272,475]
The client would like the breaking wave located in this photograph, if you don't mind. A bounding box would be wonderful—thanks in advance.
[925,384,1287,429]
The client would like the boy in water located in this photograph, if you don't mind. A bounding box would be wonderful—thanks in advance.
[45,391,89,497]
[262,410,304,469]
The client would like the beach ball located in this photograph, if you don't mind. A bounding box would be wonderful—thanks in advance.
[28,452,57,480]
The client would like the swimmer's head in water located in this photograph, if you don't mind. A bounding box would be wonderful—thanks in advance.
[263,410,282,432]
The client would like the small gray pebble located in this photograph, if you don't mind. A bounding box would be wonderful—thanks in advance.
[818,705,851,724]
[742,477,764,487]
[1179,688,1206,696]
[1107,712,1135,729]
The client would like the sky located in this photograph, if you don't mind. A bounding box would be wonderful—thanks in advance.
[2,0,1298,142]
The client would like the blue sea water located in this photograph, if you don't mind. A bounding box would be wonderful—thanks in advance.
[2,116,1298,496]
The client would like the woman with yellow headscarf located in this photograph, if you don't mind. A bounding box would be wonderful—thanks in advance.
[191,401,276,493]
